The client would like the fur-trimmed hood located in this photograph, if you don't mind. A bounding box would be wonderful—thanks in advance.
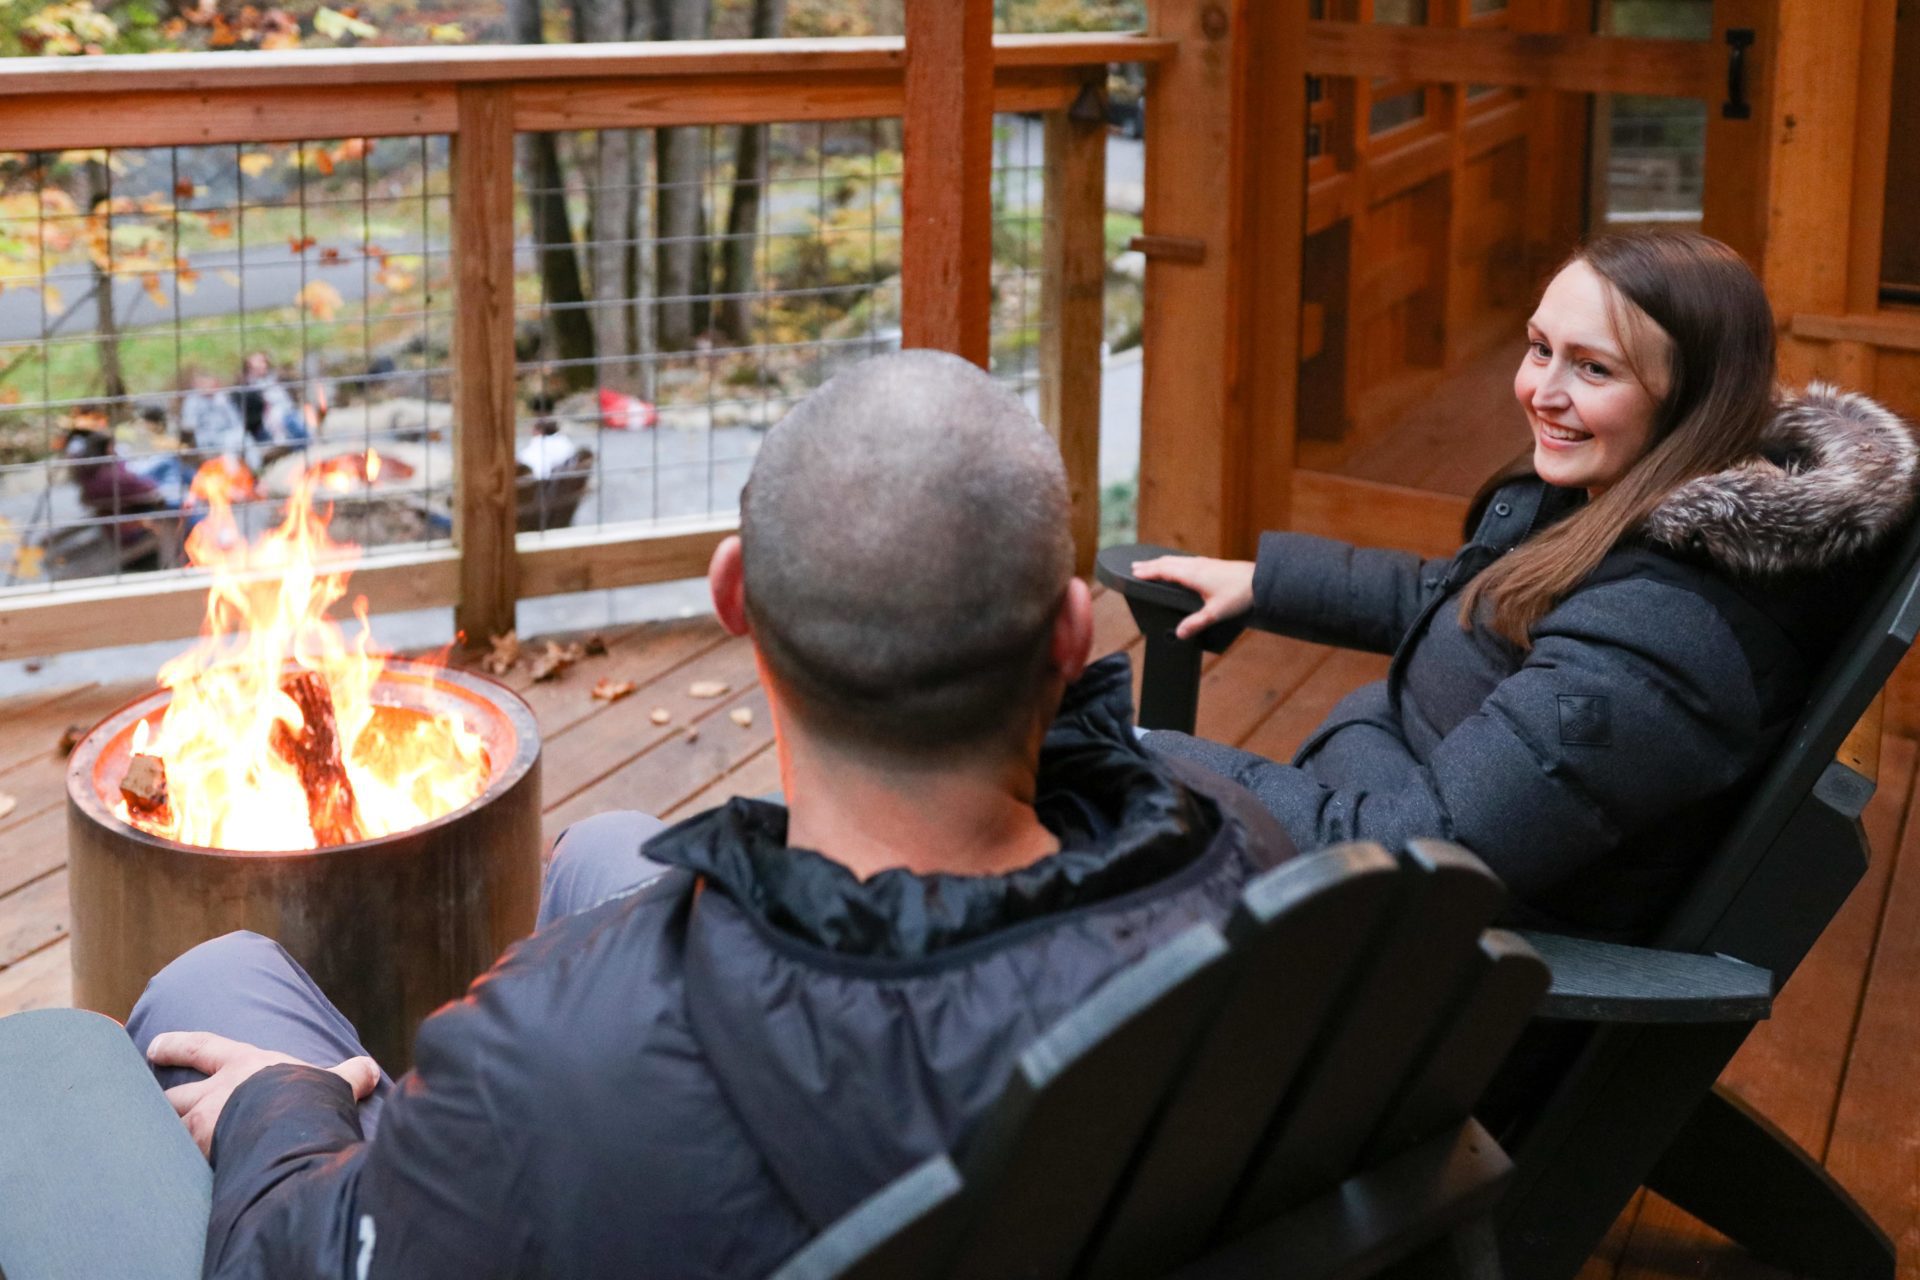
[1641,382,1919,577]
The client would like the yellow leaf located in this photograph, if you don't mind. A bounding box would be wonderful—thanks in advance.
[428,22,466,42]
[10,545,44,579]
[0,387,20,406]
[142,274,167,309]
[375,266,415,293]
[201,213,235,240]
[41,283,61,312]
[314,6,378,39]
[176,262,199,294]
[219,270,242,288]
[295,280,343,321]
[238,152,276,178]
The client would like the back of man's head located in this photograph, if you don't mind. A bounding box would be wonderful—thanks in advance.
[742,350,1073,762]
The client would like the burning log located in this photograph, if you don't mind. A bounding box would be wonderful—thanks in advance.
[119,751,171,825]
[271,671,367,846]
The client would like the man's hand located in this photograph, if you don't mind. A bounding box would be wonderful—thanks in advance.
[148,1031,380,1158]
[1131,555,1256,640]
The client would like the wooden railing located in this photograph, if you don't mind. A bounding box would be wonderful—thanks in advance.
[0,31,1172,660]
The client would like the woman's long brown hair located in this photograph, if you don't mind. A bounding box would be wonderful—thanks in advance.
[1456,232,1777,646]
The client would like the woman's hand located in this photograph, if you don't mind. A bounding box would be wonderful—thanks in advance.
[1131,556,1256,640]
[149,1031,381,1158]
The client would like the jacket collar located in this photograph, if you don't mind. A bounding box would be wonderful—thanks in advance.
[1641,383,1918,577]
[642,654,1221,959]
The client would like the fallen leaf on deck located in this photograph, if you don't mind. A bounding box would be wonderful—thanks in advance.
[482,631,520,676]
[649,707,671,725]
[730,707,754,729]
[55,725,84,757]
[592,678,636,703]
[0,793,15,822]
[530,641,585,683]
[585,634,609,657]
[688,680,730,699]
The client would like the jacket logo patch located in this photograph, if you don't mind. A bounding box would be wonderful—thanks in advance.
[1557,695,1612,746]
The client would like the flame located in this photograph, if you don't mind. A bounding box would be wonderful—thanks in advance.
[118,463,489,850]
[365,449,381,484]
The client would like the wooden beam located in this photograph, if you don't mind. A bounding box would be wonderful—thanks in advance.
[1304,20,1723,98]
[0,552,461,664]
[1289,470,1467,560]
[900,0,994,366]
[451,85,520,647]
[1042,98,1108,578]
[1760,0,1869,329]
[515,522,735,599]
[1790,312,1920,353]
[0,34,1175,98]
[1847,0,1899,312]
[0,36,1175,152]
[1138,0,1307,558]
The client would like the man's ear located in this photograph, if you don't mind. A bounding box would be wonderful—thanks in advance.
[1050,576,1095,684]
[709,535,750,637]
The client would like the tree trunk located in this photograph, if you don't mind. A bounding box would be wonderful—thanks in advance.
[86,159,126,404]
[577,0,645,392]
[510,0,597,389]
[717,0,786,343]
[652,0,714,352]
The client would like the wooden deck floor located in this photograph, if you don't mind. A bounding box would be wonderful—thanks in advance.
[2,592,1916,1277]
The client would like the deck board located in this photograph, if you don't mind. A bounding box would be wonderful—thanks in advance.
[0,606,1917,1277]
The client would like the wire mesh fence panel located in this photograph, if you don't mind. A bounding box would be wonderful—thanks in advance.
[510,112,1053,542]
[0,136,455,597]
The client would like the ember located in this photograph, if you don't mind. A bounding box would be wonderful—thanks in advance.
[116,461,489,851]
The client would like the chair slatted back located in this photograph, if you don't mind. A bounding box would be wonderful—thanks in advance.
[1658,516,1920,966]
[776,842,1545,1280]
[944,924,1236,1280]
[767,1156,967,1280]
[1079,843,1404,1280]
[1222,841,1507,1234]
[1363,930,1552,1162]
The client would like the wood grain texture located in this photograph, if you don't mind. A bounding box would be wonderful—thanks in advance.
[0,34,1173,97]
[900,0,994,366]
[1304,20,1722,97]
[1790,311,1920,353]
[1759,0,1869,319]
[1042,103,1108,578]
[1289,469,1467,559]
[0,551,460,664]
[452,84,521,646]
[0,36,1168,154]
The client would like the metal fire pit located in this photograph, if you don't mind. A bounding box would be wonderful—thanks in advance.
[66,661,540,1071]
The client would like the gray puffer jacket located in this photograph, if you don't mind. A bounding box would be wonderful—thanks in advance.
[1148,384,1918,941]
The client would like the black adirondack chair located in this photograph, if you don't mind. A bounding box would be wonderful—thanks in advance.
[1095,513,1920,1280]
[772,838,1552,1280]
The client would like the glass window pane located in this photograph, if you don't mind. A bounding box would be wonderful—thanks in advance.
[1372,0,1426,25]
[1602,95,1706,223]
[1603,0,1711,40]
[1369,87,1426,134]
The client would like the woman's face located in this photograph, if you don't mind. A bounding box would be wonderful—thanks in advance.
[1514,260,1669,496]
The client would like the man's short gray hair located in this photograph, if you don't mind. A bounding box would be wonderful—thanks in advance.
[741,350,1073,757]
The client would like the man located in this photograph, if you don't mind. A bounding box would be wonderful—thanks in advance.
[129,350,1295,1278]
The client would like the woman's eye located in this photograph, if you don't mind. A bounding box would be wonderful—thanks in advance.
[1528,340,1550,359]
[1581,361,1611,379]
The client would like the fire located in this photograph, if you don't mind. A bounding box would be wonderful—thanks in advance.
[298,447,411,495]
[118,463,489,851]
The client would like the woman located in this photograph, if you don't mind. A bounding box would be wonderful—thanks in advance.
[1136,233,1919,941]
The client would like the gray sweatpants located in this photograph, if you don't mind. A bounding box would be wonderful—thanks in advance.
[124,809,672,1139]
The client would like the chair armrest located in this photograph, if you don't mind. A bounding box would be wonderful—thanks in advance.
[1516,931,1773,1024]
[1094,543,1248,655]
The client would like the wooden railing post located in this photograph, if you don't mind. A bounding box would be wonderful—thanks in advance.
[901,0,994,366]
[452,85,521,646]
[1137,0,1306,558]
[1042,87,1108,578]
